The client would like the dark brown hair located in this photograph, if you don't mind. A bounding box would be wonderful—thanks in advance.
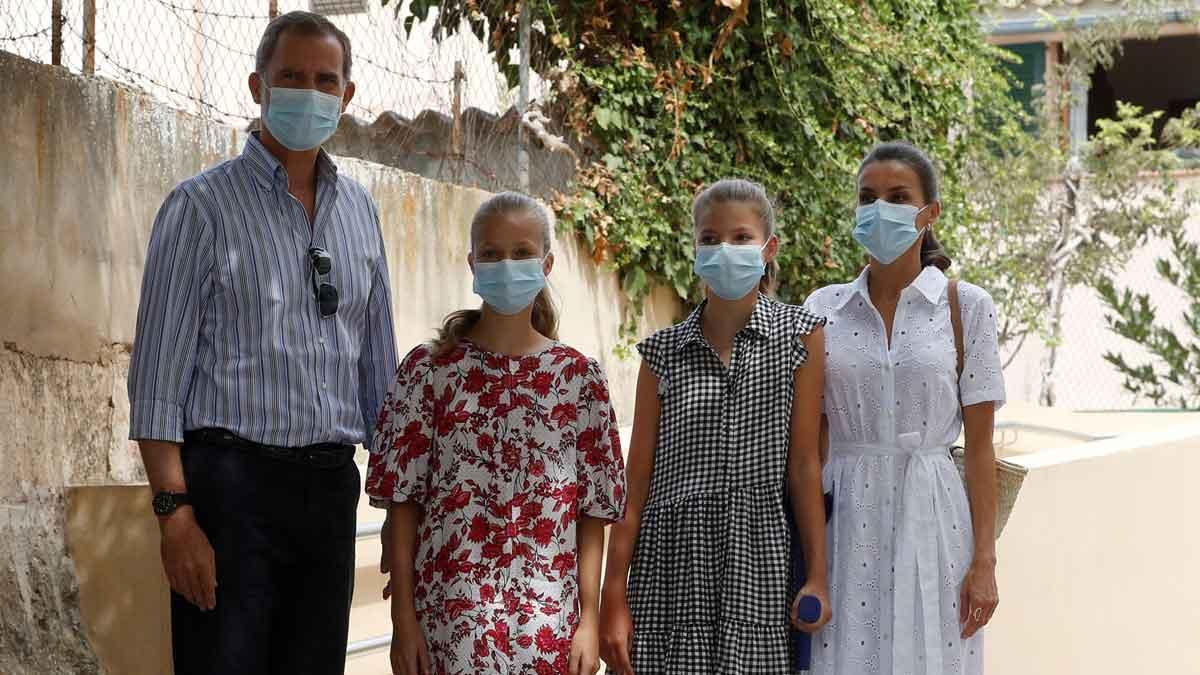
[691,178,779,294]
[857,141,952,271]
[432,192,559,357]
[256,11,353,81]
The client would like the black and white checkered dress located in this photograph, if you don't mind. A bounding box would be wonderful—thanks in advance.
[628,294,826,674]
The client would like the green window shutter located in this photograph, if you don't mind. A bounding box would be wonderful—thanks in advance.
[1000,42,1046,119]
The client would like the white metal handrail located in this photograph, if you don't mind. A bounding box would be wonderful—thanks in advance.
[348,519,389,657]
[346,633,391,657]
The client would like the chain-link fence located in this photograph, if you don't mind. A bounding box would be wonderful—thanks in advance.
[1001,190,1200,411]
[1,0,576,195]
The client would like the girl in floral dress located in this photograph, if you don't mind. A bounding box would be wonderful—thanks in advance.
[366,192,627,675]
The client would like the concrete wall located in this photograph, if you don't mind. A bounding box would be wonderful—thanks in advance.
[988,423,1200,674]
[0,51,677,674]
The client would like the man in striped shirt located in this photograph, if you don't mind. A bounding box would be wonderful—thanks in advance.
[127,11,397,674]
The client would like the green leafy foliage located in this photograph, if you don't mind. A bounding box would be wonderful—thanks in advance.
[389,0,1025,325]
[1098,227,1200,409]
[955,6,1199,404]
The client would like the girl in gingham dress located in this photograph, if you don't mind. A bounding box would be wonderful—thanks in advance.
[598,179,831,674]
[367,193,627,675]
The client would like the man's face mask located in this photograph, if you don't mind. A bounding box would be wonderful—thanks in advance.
[262,86,343,151]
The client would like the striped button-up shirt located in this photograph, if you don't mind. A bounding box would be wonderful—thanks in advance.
[128,133,398,448]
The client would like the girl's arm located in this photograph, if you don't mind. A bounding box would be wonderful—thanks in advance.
[570,516,607,675]
[959,401,999,638]
[599,362,660,672]
[788,326,832,631]
[577,516,606,620]
[387,501,430,675]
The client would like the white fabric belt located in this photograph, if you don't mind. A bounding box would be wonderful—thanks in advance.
[831,442,947,457]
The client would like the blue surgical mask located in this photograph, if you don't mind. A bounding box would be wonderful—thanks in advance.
[472,257,548,315]
[694,242,767,301]
[853,200,930,265]
[263,87,343,151]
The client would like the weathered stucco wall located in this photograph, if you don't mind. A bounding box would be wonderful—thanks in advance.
[0,51,676,674]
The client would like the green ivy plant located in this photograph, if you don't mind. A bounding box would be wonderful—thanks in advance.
[387,0,1026,335]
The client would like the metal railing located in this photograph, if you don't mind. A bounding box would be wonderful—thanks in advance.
[349,482,390,658]
[347,633,391,658]
[994,421,1110,443]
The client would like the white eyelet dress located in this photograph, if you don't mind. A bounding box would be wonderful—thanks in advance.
[803,267,1005,675]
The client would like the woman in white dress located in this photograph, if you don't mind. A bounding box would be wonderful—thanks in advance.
[804,142,1005,674]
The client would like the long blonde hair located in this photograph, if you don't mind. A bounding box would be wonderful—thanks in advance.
[432,192,560,357]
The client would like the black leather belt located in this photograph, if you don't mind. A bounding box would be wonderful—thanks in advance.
[184,428,354,469]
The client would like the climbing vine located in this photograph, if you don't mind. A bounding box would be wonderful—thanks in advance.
[392,0,1026,326]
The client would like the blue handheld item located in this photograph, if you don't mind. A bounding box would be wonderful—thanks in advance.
[796,595,822,623]
[793,594,821,668]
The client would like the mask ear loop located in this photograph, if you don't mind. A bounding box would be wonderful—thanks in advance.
[913,203,933,239]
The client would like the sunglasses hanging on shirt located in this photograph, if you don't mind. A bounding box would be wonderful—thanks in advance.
[308,247,339,317]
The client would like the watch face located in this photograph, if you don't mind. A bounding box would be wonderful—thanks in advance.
[153,492,175,515]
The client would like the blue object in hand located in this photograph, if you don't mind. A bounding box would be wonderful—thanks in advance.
[793,595,822,671]
[796,595,822,624]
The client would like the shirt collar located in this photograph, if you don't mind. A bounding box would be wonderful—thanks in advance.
[674,293,775,351]
[243,131,339,190]
[911,265,949,304]
[834,265,947,310]
[833,267,872,311]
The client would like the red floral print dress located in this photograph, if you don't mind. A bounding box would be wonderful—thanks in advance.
[366,339,627,674]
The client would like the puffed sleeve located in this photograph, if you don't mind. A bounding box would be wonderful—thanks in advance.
[790,304,827,371]
[365,344,437,509]
[635,329,669,381]
[957,284,1007,409]
[574,359,627,522]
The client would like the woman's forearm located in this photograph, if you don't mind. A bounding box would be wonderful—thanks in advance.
[965,444,998,561]
[962,402,998,561]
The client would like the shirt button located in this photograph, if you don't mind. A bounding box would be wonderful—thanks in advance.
[318,337,326,345]
[321,381,327,389]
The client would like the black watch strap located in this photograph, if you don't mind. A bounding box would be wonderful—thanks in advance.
[152,491,190,516]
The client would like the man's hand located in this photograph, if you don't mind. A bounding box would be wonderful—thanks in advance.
[159,508,217,610]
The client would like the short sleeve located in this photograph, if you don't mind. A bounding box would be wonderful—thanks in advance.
[365,345,436,509]
[574,359,627,522]
[635,330,669,381]
[958,285,1007,409]
[790,305,827,371]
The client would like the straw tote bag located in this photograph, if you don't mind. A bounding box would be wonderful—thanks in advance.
[948,280,1027,539]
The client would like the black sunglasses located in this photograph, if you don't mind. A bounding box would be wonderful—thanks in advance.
[308,247,339,317]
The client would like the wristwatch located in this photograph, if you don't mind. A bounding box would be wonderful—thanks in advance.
[152,491,191,517]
